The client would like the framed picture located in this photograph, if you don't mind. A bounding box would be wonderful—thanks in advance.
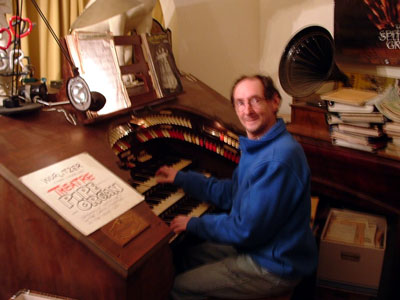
[334,0,400,66]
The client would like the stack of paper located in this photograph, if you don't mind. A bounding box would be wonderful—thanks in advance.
[325,211,377,248]
[322,88,387,152]
[383,121,400,156]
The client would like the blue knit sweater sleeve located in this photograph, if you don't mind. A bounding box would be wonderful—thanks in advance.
[183,161,308,247]
[174,170,236,211]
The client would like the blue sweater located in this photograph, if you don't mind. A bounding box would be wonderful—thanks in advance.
[174,119,318,279]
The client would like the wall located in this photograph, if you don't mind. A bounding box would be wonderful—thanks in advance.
[160,0,400,115]
[259,0,334,114]
[160,0,259,104]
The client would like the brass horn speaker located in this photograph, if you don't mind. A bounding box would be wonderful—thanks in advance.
[278,25,350,98]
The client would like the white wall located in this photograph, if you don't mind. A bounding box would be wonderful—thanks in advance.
[259,0,334,114]
[161,0,334,114]
[160,0,400,116]
[160,0,259,102]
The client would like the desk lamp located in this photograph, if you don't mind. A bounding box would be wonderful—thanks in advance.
[30,0,105,112]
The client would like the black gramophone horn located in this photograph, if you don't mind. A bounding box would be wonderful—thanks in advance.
[278,25,350,98]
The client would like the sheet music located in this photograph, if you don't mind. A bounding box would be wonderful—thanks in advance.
[65,32,131,117]
[324,211,378,247]
[20,152,144,236]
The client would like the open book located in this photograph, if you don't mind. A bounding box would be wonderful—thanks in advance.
[65,32,131,119]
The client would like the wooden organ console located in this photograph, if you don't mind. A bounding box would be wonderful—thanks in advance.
[2,76,399,299]
[2,20,399,299]
[107,108,241,230]
[0,74,245,300]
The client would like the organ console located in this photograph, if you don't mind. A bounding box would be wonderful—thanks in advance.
[2,22,399,300]
[106,107,243,242]
[0,73,245,300]
[0,16,248,298]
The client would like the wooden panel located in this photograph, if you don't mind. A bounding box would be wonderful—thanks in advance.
[287,102,331,142]
[287,101,400,299]
[287,103,400,216]
[297,136,400,215]
[0,106,174,299]
[0,169,174,299]
[0,74,242,299]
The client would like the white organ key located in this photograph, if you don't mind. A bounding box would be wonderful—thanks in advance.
[168,202,210,244]
[187,202,210,218]
[134,159,192,194]
[152,189,185,216]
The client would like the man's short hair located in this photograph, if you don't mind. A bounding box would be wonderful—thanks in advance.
[230,75,282,106]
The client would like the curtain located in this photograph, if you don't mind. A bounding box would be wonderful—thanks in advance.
[19,0,164,83]
[153,0,164,28]
[20,0,88,82]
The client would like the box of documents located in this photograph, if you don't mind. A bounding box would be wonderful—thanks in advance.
[10,289,77,299]
[317,208,387,296]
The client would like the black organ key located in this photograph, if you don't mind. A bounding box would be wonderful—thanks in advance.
[131,175,149,182]
[127,153,209,228]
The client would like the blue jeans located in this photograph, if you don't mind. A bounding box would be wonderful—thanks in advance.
[170,241,299,300]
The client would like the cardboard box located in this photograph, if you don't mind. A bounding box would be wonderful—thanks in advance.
[9,289,77,300]
[317,208,387,296]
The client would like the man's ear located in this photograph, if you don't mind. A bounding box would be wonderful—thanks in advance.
[272,94,281,112]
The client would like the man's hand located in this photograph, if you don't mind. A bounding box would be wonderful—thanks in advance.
[170,215,191,233]
[155,165,178,183]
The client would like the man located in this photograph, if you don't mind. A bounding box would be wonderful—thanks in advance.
[156,75,318,299]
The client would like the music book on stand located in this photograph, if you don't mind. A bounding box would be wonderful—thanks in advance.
[65,32,131,120]
[140,32,183,98]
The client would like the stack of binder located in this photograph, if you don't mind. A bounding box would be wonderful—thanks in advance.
[322,88,387,152]
[383,121,400,156]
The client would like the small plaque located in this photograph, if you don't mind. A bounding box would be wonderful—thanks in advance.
[102,209,150,246]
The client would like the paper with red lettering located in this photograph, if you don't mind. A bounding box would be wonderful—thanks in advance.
[20,152,144,236]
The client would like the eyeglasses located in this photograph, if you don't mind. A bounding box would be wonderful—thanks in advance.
[234,96,266,111]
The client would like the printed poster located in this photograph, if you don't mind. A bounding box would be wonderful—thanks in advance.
[335,0,400,66]
[20,152,144,236]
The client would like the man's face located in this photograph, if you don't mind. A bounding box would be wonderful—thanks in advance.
[233,78,280,140]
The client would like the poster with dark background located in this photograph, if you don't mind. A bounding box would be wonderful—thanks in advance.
[335,0,400,66]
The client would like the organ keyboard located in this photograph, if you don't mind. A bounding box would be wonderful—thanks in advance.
[0,60,244,299]
[129,158,192,194]
[108,108,241,231]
